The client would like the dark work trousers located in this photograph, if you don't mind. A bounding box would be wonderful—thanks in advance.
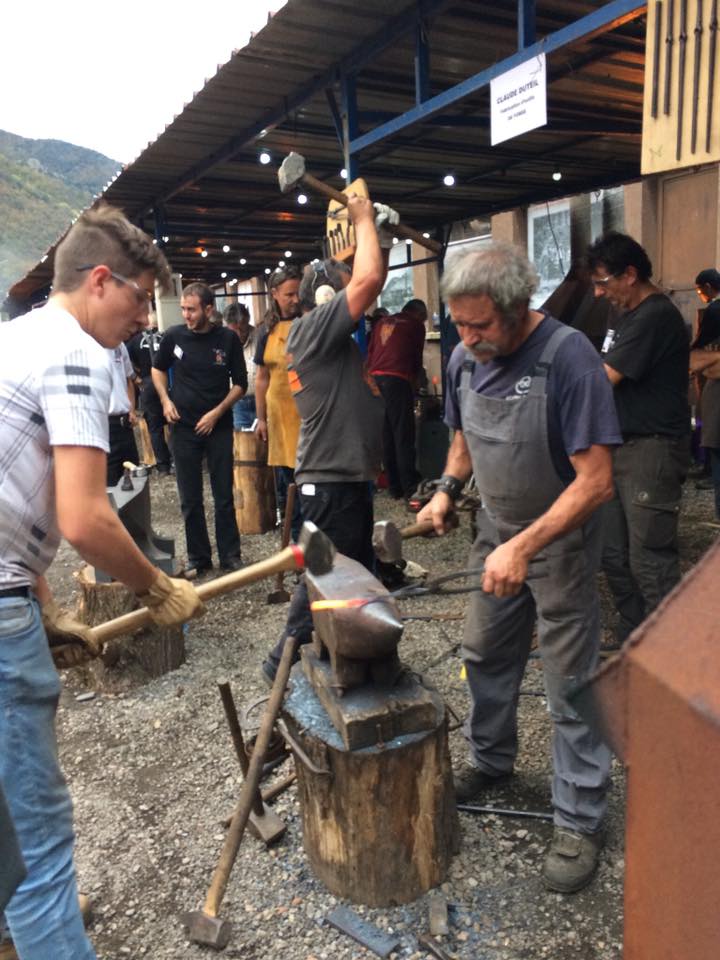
[107,416,139,486]
[601,435,689,642]
[274,465,303,542]
[268,481,374,667]
[374,374,420,497]
[171,422,241,568]
[139,378,172,470]
[709,448,720,519]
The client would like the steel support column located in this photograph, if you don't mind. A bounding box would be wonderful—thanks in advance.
[518,0,537,48]
[341,74,360,183]
[415,17,430,104]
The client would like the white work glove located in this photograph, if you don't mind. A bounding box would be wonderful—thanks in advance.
[138,570,206,627]
[373,202,400,249]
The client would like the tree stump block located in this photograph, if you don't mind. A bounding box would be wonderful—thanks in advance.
[282,668,459,907]
[75,565,185,692]
[233,431,276,534]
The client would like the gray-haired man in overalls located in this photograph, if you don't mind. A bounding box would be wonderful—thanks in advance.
[418,243,622,893]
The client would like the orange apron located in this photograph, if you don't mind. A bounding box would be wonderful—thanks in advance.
[264,320,301,467]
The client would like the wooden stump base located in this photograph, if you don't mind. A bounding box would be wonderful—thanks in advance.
[75,565,185,692]
[283,667,459,907]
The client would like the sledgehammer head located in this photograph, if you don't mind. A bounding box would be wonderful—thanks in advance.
[183,910,232,949]
[372,520,403,565]
[298,521,335,575]
[278,151,306,194]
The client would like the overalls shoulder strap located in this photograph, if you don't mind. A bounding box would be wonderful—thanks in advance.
[528,324,577,396]
[460,357,475,391]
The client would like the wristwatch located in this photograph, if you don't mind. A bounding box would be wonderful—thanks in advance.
[436,474,464,501]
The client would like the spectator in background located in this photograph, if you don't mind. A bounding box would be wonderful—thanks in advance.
[368,298,427,499]
[690,268,720,518]
[127,316,173,474]
[224,303,258,429]
[589,232,690,644]
[254,266,303,539]
[152,282,247,577]
[105,342,139,485]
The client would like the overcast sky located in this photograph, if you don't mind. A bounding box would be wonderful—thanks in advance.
[1,1,281,164]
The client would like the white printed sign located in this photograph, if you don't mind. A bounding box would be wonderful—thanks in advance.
[490,53,547,146]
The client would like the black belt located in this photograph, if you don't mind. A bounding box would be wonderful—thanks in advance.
[109,414,132,428]
[0,586,30,598]
[622,433,679,442]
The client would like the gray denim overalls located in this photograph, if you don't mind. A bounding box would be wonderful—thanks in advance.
[459,324,610,833]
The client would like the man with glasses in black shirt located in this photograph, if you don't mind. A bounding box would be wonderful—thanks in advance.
[588,232,690,644]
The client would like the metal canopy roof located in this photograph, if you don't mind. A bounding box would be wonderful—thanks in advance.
[9,0,647,307]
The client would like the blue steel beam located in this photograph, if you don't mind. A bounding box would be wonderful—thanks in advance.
[341,74,360,182]
[349,0,645,155]
[325,88,344,148]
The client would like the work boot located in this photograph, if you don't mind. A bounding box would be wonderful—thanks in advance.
[542,827,604,893]
[0,894,92,959]
[453,764,513,803]
[261,656,279,687]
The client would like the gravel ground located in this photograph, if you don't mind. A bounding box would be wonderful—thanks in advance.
[45,470,718,960]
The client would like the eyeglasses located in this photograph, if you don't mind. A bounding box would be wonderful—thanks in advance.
[592,274,620,288]
[76,265,155,307]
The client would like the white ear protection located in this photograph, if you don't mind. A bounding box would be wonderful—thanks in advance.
[314,284,335,305]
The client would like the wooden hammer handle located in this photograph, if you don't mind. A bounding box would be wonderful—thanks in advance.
[400,519,436,540]
[203,636,298,916]
[301,172,442,255]
[273,482,296,592]
[401,512,460,540]
[89,546,303,646]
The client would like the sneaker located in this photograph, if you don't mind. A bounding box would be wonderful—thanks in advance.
[453,765,513,803]
[219,557,243,573]
[542,827,604,893]
[695,477,715,490]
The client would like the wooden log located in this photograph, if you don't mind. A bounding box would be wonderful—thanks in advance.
[75,565,185,692]
[282,668,459,907]
[233,430,276,534]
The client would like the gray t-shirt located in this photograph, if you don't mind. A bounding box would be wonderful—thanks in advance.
[286,290,385,483]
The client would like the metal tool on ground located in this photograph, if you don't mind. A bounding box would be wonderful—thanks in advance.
[184,636,299,949]
[428,892,450,936]
[418,932,457,960]
[217,681,286,846]
[324,905,401,959]
[456,803,554,822]
[267,482,296,604]
[86,522,334,649]
[221,772,296,829]
[373,514,459,566]
[277,151,442,255]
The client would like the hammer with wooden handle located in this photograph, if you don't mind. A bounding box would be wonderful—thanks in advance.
[373,514,459,566]
[87,522,334,648]
[278,151,442,255]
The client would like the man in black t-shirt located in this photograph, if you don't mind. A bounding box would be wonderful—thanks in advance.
[588,232,690,643]
[127,320,173,473]
[152,283,247,576]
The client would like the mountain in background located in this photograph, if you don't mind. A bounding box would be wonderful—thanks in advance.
[0,129,121,299]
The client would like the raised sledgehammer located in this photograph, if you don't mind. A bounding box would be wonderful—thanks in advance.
[86,522,334,649]
[184,635,299,949]
[278,151,442,255]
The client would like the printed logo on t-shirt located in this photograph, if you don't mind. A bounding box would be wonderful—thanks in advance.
[379,322,395,346]
[213,349,227,366]
[173,345,183,360]
[514,375,531,396]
